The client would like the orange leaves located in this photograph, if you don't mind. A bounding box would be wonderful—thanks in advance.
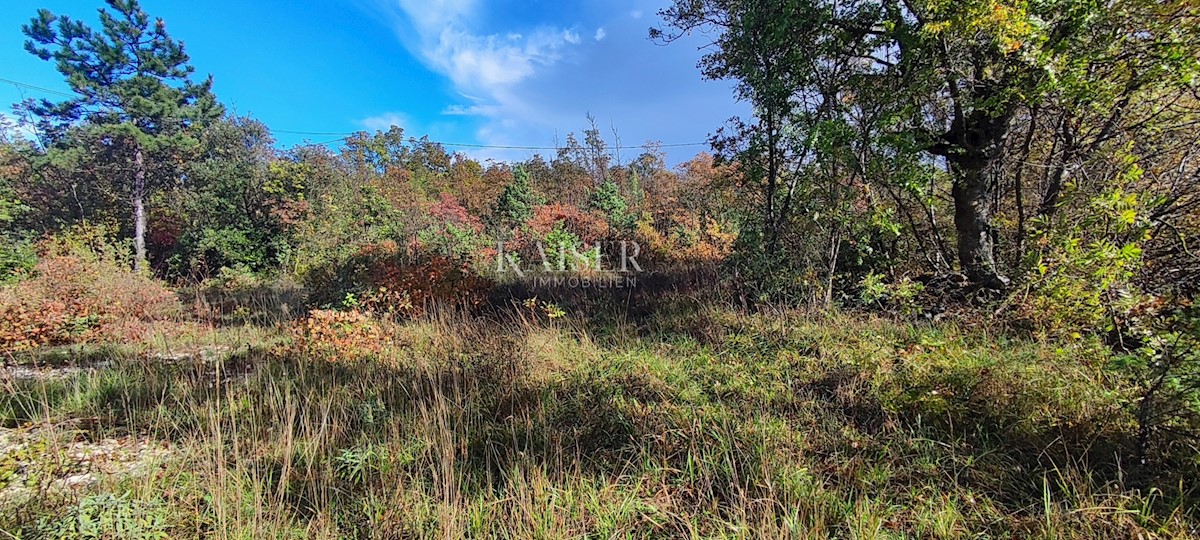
[429,192,484,233]
[525,204,612,245]
[0,254,180,354]
[287,309,385,361]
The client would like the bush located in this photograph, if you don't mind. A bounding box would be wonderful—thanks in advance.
[0,228,180,353]
[0,188,35,282]
[364,253,493,316]
[36,492,172,540]
[416,193,492,261]
[858,272,925,315]
[287,309,386,361]
[634,213,735,269]
[1011,162,1150,336]
[303,239,493,317]
[1115,300,1200,466]
[0,236,35,284]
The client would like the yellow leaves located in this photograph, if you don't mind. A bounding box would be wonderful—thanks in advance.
[987,3,1033,53]
[919,0,1039,56]
[924,21,952,35]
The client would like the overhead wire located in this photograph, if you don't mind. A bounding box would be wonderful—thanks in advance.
[3,76,711,152]
[0,77,77,99]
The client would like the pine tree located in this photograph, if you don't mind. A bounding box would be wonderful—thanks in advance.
[494,165,538,230]
[589,177,633,232]
[22,0,223,271]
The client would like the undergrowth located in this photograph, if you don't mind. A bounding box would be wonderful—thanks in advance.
[1,299,1196,538]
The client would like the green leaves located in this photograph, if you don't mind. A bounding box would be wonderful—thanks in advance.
[20,0,225,271]
[588,178,634,232]
[494,165,539,230]
[22,0,222,139]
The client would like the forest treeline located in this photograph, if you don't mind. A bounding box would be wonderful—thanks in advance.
[1,0,1198,450]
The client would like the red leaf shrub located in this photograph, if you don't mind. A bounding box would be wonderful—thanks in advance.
[286,309,385,361]
[365,254,493,317]
[429,192,483,233]
[0,250,181,353]
[524,204,611,244]
[317,240,493,317]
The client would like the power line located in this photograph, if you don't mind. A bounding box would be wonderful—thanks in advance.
[0,77,77,99]
[273,129,358,136]
[3,75,712,152]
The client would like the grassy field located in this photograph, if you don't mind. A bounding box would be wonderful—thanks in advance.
[1,293,1197,539]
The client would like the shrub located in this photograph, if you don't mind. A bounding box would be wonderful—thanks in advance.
[0,191,35,282]
[1115,300,1200,465]
[541,222,599,271]
[858,272,925,315]
[412,193,493,264]
[0,228,180,353]
[364,254,493,316]
[35,492,172,540]
[287,309,385,361]
[0,236,35,284]
[501,204,612,274]
[1013,174,1150,336]
[635,213,734,268]
[303,239,493,317]
[524,204,611,245]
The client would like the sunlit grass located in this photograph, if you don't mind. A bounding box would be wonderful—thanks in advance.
[1,302,1195,538]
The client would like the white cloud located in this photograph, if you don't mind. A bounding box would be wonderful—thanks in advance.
[376,0,580,94]
[363,0,748,164]
[360,111,412,131]
[394,0,473,33]
[362,0,591,158]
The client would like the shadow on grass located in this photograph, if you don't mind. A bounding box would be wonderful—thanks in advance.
[3,302,1196,536]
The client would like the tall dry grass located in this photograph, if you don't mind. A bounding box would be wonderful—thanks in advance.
[1,300,1197,538]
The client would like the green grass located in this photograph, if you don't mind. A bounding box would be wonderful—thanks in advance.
[1,302,1196,538]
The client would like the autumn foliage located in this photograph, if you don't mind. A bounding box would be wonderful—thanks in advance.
[286,309,386,361]
[0,242,180,353]
[363,253,493,317]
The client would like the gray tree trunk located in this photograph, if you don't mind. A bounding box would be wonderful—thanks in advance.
[951,167,1005,288]
[932,107,1013,289]
[133,145,147,273]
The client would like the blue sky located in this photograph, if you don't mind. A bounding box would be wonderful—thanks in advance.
[0,0,748,164]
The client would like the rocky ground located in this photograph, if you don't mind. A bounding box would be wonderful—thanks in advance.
[0,424,171,503]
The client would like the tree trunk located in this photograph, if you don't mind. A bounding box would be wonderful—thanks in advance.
[764,107,780,254]
[133,145,148,273]
[951,166,1006,288]
[824,226,840,307]
[1013,109,1036,263]
[932,107,1014,289]
[1039,113,1087,219]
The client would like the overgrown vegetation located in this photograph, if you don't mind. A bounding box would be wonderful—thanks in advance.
[1,0,1198,537]
[2,301,1197,538]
